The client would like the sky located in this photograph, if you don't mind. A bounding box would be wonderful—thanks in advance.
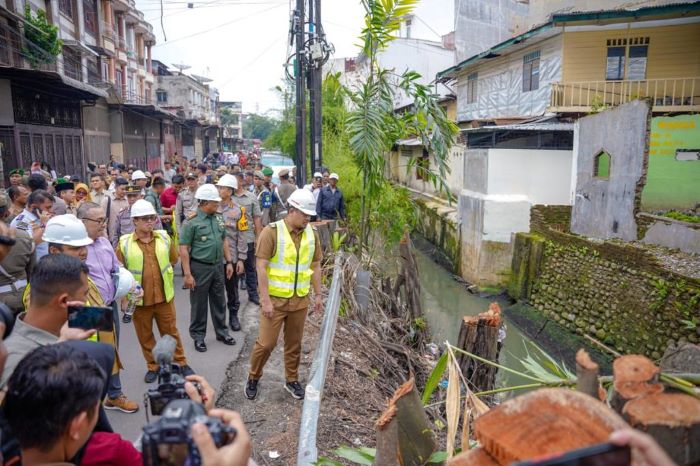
[136,0,454,115]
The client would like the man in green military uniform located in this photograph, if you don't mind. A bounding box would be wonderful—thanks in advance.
[179,184,236,352]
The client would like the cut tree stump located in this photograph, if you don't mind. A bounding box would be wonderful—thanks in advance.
[623,393,700,466]
[576,349,601,399]
[474,388,628,466]
[447,447,500,466]
[456,303,502,394]
[611,355,664,412]
[375,377,436,466]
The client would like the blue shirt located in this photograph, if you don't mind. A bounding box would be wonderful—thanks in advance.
[316,186,346,220]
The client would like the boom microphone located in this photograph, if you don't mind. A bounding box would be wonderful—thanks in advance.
[153,335,177,366]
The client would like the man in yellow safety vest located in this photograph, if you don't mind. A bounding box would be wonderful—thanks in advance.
[245,189,323,401]
[117,199,192,383]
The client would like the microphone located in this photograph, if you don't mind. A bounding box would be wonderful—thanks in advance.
[153,335,177,366]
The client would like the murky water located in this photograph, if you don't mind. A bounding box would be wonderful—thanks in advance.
[415,249,543,389]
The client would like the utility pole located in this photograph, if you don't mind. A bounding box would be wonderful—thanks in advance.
[289,0,330,187]
[309,0,323,173]
[293,0,307,188]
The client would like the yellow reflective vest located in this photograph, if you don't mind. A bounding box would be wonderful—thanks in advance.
[267,220,315,299]
[119,230,174,305]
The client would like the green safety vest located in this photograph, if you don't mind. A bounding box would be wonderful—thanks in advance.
[119,230,174,305]
[267,220,315,299]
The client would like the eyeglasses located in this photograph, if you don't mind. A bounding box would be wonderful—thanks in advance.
[136,215,157,223]
[84,217,107,225]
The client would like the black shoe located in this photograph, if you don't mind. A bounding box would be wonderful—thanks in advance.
[144,370,158,383]
[240,280,247,291]
[248,296,260,306]
[244,379,258,400]
[216,335,236,346]
[122,314,132,324]
[194,340,207,352]
[229,315,241,332]
[284,381,305,400]
[181,365,195,377]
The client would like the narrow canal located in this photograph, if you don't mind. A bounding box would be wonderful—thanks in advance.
[415,248,544,389]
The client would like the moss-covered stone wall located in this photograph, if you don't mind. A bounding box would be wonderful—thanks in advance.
[513,230,700,358]
[414,199,461,274]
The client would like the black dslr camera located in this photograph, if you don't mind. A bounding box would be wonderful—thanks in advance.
[146,335,199,416]
[142,399,236,466]
[142,337,236,466]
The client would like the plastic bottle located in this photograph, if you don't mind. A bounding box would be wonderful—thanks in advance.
[125,284,142,316]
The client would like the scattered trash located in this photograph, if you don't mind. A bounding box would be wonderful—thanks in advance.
[268,451,280,459]
[439,379,449,389]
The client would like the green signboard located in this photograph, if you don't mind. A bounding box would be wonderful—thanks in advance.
[643,115,700,210]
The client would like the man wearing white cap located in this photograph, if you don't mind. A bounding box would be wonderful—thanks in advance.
[304,172,324,202]
[316,173,346,221]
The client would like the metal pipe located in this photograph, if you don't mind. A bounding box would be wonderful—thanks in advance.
[297,253,343,466]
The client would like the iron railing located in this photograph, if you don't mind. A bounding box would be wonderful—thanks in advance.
[550,77,700,111]
[297,253,343,466]
[0,21,58,72]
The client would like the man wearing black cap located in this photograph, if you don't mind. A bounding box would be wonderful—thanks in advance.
[54,178,76,215]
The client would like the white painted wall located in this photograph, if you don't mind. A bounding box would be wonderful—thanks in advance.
[483,197,531,243]
[486,148,573,205]
[378,38,455,109]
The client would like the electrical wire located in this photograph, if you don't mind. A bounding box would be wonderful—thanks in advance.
[151,2,284,46]
[216,35,285,88]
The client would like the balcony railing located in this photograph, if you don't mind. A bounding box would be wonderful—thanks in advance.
[122,90,152,105]
[0,21,58,72]
[550,78,700,112]
[101,21,114,39]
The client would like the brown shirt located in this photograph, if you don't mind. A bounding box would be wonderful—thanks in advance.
[116,234,178,306]
[256,221,322,312]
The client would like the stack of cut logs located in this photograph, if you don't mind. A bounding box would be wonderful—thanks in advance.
[444,352,700,466]
[371,325,700,466]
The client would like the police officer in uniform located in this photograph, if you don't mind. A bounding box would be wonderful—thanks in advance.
[215,175,247,331]
[112,185,163,247]
[179,184,236,352]
[174,172,198,236]
[0,197,34,315]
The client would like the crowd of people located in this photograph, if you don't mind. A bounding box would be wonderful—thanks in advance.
[0,154,676,466]
[0,152,345,465]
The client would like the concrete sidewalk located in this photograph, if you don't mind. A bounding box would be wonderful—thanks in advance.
[107,272,251,441]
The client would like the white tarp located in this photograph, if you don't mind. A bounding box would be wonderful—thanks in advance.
[456,34,562,121]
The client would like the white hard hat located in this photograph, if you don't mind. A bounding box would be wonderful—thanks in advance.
[329,173,339,180]
[195,184,222,202]
[114,267,136,300]
[130,199,157,218]
[42,214,94,247]
[287,188,317,216]
[131,170,147,180]
[313,172,323,178]
[216,174,238,190]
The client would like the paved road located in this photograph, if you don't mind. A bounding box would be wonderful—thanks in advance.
[107,271,251,441]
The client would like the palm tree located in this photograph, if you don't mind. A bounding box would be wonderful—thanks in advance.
[345,0,458,252]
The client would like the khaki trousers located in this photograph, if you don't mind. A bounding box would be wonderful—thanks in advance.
[133,300,188,371]
[249,306,307,381]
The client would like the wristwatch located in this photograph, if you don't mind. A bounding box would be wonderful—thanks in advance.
[226,261,233,265]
